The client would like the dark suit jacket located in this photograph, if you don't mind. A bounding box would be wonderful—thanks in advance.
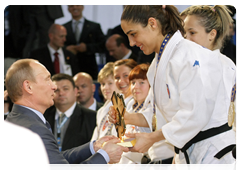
[129,52,138,62]
[44,104,96,151]
[5,5,29,59]
[6,104,106,164]
[63,19,106,80]
[26,5,63,20]
[45,5,63,20]
[29,45,79,76]
[96,102,104,111]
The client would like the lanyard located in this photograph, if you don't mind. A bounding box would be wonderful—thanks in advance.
[56,115,68,152]
[132,101,145,132]
[133,101,144,112]
[57,116,69,133]
[152,33,171,131]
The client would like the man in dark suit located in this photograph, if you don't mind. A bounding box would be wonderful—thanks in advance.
[4,5,29,59]
[44,73,97,151]
[64,5,106,80]
[105,34,138,62]
[29,24,79,76]
[5,59,128,164]
[109,24,155,65]
[23,5,63,58]
[73,72,103,111]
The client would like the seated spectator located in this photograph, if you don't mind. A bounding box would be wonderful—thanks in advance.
[44,73,97,151]
[29,24,79,76]
[64,5,106,80]
[91,62,119,141]
[73,72,103,111]
[105,34,138,62]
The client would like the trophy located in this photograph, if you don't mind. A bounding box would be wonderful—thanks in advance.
[111,91,136,147]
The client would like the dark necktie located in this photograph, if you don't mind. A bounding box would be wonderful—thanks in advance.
[45,121,52,132]
[75,20,80,42]
[54,52,60,74]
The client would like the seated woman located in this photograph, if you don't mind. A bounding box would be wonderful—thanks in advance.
[113,59,138,105]
[110,63,174,164]
[109,59,137,170]
[91,62,119,141]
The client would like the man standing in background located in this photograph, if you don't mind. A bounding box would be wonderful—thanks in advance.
[64,5,106,80]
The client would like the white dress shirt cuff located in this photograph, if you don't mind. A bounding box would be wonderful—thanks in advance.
[90,140,110,163]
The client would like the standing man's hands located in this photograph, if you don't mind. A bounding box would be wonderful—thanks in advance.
[76,43,87,52]
[66,45,78,55]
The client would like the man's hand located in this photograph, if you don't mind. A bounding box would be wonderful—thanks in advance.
[76,43,87,52]
[93,135,117,152]
[66,45,78,55]
[102,138,129,164]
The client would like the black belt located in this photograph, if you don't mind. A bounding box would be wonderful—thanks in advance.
[175,123,232,164]
[141,155,173,164]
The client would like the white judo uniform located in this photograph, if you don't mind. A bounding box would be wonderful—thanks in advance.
[142,89,175,162]
[118,95,152,164]
[109,95,137,170]
[147,30,236,164]
[91,95,134,141]
[119,91,175,164]
[91,100,117,141]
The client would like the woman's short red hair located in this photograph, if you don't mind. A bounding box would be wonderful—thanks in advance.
[128,63,150,81]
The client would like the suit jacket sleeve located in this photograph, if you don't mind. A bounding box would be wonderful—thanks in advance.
[36,118,106,164]
[7,105,106,164]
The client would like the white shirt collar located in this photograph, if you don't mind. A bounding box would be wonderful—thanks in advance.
[47,43,64,62]
[122,50,132,60]
[21,105,46,124]
[72,17,85,24]
[55,102,77,120]
[88,98,97,111]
